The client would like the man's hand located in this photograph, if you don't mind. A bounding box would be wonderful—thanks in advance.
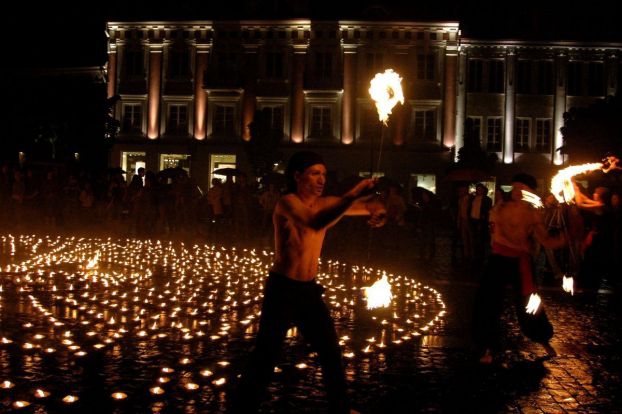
[347,178,379,199]
[367,210,387,228]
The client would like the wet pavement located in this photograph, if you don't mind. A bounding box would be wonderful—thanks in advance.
[1,231,621,413]
[325,231,622,414]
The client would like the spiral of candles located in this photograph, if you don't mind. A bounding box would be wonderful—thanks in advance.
[0,234,445,411]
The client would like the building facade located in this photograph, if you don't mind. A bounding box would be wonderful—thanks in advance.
[105,19,622,198]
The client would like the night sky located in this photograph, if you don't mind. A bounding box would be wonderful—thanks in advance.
[5,0,621,70]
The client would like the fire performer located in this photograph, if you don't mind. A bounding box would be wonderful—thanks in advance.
[473,173,566,364]
[231,151,387,413]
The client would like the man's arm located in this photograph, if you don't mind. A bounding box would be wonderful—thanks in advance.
[279,179,380,231]
[531,209,566,249]
[346,195,388,227]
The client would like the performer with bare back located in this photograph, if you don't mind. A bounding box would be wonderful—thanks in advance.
[231,151,387,413]
[473,173,566,364]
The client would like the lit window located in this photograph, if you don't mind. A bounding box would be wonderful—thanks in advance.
[122,104,142,133]
[535,119,551,153]
[486,117,502,152]
[514,118,531,152]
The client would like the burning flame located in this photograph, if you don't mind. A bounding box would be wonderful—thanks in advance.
[521,190,543,208]
[525,293,541,315]
[85,252,100,269]
[562,275,574,295]
[363,274,393,309]
[550,163,603,203]
[369,69,404,125]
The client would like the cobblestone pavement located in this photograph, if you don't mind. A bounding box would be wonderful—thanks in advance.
[269,230,622,414]
[2,229,619,413]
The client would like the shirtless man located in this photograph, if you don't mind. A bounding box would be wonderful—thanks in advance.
[231,151,386,413]
[473,173,566,364]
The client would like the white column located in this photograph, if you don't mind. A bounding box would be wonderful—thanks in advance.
[503,49,515,164]
[553,51,567,165]
[454,48,467,161]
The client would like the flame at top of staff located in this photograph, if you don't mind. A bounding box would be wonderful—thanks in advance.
[363,274,393,309]
[550,163,603,203]
[369,69,404,126]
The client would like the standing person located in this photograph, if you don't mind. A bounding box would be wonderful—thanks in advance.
[231,151,386,413]
[473,173,566,364]
[258,182,281,247]
[456,184,474,264]
[469,183,493,268]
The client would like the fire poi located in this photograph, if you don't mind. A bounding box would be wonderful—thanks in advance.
[548,155,620,293]
[525,293,542,315]
[369,69,404,126]
[365,68,404,295]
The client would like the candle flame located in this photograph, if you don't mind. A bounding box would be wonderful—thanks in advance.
[369,69,404,125]
[363,275,393,309]
[85,252,100,269]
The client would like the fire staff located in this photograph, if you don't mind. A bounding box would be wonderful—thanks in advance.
[230,151,386,413]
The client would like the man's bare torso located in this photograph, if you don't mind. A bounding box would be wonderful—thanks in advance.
[490,200,537,253]
[270,194,329,281]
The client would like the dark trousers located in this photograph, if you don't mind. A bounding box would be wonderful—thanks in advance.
[473,254,553,355]
[230,272,349,413]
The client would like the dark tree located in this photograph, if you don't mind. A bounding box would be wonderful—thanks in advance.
[104,95,121,140]
[455,118,498,172]
[243,108,283,178]
[560,94,622,163]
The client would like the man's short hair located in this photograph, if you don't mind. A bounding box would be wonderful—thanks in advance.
[511,173,537,191]
[285,151,325,193]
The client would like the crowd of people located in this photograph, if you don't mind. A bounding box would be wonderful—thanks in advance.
[1,160,620,291]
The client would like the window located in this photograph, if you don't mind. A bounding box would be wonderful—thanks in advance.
[160,154,191,174]
[359,106,380,142]
[486,117,502,152]
[411,108,436,142]
[217,52,239,79]
[567,61,582,96]
[466,116,482,144]
[124,47,144,78]
[537,61,554,95]
[365,52,384,74]
[261,105,284,132]
[467,59,484,92]
[514,118,531,152]
[314,52,333,78]
[517,60,532,94]
[121,152,146,182]
[588,62,605,96]
[535,119,551,153]
[122,103,142,133]
[265,52,284,79]
[169,46,190,79]
[489,60,504,93]
[210,154,237,183]
[310,106,332,138]
[417,53,435,81]
[167,104,188,134]
[409,173,436,196]
[213,105,236,136]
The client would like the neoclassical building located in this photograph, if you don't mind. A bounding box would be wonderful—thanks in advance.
[105,18,622,198]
